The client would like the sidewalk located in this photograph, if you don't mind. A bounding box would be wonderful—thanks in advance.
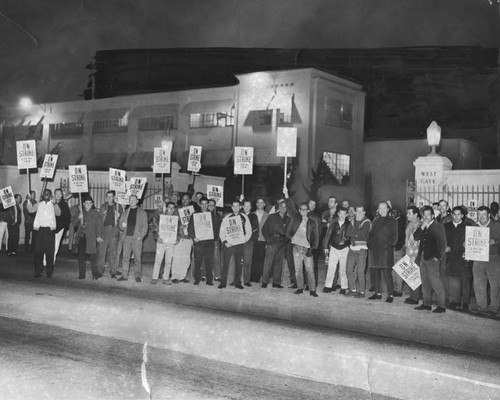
[1,248,499,360]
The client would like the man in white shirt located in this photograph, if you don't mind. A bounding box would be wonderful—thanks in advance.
[33,189,59,278]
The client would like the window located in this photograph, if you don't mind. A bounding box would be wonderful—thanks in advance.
[257,110,272,126]
[278,111,291,125]
[189,112,234,128]
[324,98,353,129]
[92,119,128,134]
[49,123,83,137]
[323,152,350,185]
[138,115,177,131]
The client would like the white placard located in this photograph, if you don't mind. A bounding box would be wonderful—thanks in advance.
[128,177,147,199]
[465,226,490,262]
[159,214,178,244]
[392,255,422,291]
[187,146,202,172]
[154,194,163,210]
[40,154,58,179]
[109,168,126,193]
[468,199,478,210]
[153,147,171,174]
[207,184,224,207]
[234,146,253,175]
[0,186,15,209]
[16,140,37,170]
[68,165,89,193]
[193,212,214,241]
[178,205,194,226]
[277,127,297,157]
[224,215,246,246]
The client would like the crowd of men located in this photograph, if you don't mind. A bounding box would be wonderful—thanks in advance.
[1,186,499,316]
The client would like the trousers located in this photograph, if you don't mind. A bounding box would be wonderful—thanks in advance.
[121,236,143,279]
[420,257,446,308]
[346,249,367,292]
[293,245,315,291]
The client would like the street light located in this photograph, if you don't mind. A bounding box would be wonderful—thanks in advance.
[426,121,441,156]
[19,97,33,109]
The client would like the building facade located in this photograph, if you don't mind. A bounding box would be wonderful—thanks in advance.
[0,68,366,205]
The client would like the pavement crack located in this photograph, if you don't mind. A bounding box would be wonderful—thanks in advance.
[366,357,373,399]
[480,384,492,400]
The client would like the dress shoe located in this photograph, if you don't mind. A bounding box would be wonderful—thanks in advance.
[345,290,356,297]
[385,296,394,303]
[116,271,122,276]
[448,302,460,309]
[201,277,206,282]
[261,283,268,288]
[206,282,214,286]
[339,289,346,295]
[415,304,432,311]
[432,306,446,313]
[172,279,179,283]
[368,293,382,300]
[77,276,85,280]
[354,291,365,298]
[244,282,252,287]
[218,283,226,289]
[110,274,116,279]
[392,291,402,297]
[163,280,172,285]
[117,277,128,282]
[462,303,469,311]
[235,284,244,289]
[272,284,284,289]
[136,277,142,283]
[404,298,419,305]
[289,283,298,289]
[322,287,332,293]
[180,278,190,283]
[310,291,319,297]
[151,279,158,285]
[368,287,375,292]
[334,284,341,290]
[194,281,200,285]
[294,289,303,295]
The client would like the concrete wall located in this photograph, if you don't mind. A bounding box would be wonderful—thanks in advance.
[364,138,480,212]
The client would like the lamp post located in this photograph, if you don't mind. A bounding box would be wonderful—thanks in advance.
[426,121,441,156]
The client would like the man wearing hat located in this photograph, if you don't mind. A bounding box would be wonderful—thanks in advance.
[77,196,103,280]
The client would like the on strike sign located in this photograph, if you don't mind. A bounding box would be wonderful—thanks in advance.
[392,255,421,291]
[109,168,126,193]
[68,165,89,193]
[277,127,297,157]
[16,140,37,170]
[40,154,58,179]
[465,226,490,262]
[159,214,179,244]
[128,177,147,199]
[0,186,15,209]
[193,212,214,241]
[187,146,202,172]
[234,147,253,175]
[153,147,171,174]
[207,184,224,207]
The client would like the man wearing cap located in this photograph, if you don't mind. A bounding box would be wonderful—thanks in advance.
[117,195,148,283]
[77,196,103,280]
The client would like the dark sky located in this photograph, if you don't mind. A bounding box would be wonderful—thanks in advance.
[0,0,498,105]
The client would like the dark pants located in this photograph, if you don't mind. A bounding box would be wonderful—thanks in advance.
[7,224,20,253]
[243,240,255,284]
[262,239,287,285]
[285,242,296,285]
[251,241,266,282]
[98,226,119,275]
[372,267,394,295]
[221,243,244,285]
[421,258,446,308]
[34,228,55,277]
[448,275,471,305]
[24,223,34,252]
[193,242,214,284]
[78,236,98,278]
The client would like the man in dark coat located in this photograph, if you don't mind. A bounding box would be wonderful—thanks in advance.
[444,206,472,310]
[7,194,22,256]
[23,191,37,252]
[241,199,259,287]
[367,201,398,302]
[414,205,447,313]
[77,196,103,280]
[54,188,70,264]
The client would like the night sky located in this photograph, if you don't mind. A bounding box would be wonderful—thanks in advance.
[0,0,498,105]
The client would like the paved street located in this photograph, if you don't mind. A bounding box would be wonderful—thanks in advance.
[1,250,500,400]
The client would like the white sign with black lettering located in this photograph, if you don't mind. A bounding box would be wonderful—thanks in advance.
[178,205,194,226]
[153,147,171,174]
[234,146,253,175]
[68,165,89,193]
[16,140,37,170]
[207,184,224,207]
[187,146,202,172]
[40,154,58,179]
[193,212,214,241]
[392,255,421,291]
[0,186,15,209]
[117,181,130,206]
[109,168,126,193]
[159,214,179,244]
[225,215,246,246]
[465,226,490,262]
[127,177,147,199]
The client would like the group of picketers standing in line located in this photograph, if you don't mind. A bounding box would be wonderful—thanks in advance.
[1,186,499,316]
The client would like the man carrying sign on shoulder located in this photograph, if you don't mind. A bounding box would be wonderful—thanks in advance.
[471,206,500,316]
[188,197,217,286]
[218,199,252,289]
[117,195,148,283]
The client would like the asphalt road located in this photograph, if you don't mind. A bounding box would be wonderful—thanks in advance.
[0,316,394,400]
